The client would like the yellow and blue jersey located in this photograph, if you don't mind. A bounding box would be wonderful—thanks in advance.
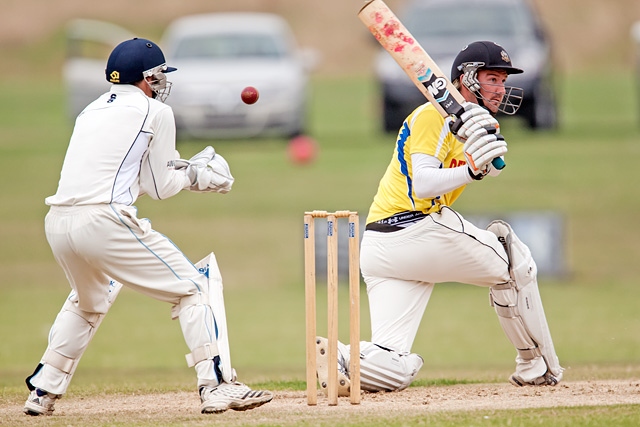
[366,103,469,224]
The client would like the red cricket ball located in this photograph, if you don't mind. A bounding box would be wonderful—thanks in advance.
[241,86,259,104]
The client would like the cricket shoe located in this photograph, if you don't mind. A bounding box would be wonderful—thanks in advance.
[510,370,562,387]
[200,382,273,414]
[24,388,60,416]
[315,336,351,397]
[509,356,562,387]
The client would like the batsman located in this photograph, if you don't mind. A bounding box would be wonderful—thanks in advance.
[316,41,563,395]
[23,38,272,416]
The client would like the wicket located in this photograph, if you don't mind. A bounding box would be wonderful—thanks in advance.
[303,210,361,406]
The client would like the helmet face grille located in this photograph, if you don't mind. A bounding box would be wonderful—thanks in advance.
[450,41,524,115]
[143,64,173,102]
[498,86,523,115]
[460,66,524,115]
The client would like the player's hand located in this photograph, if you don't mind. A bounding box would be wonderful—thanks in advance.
[188,146,215,164]
[184,146,216,191]
[451,102,500,142]
[176,146,234,193]
[464,132,507,179]
[206,153,234,194]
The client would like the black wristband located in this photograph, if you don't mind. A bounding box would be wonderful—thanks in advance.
[468,167,485,181]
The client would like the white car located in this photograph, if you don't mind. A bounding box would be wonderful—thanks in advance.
[63,13,318,140]
[63,19,135,119]
[162,13,318,139]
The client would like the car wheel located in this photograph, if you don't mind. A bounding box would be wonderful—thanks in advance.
[382,96,408,133]
[286,128,304,139]
[286,110,307,139]
[524,81,558,130]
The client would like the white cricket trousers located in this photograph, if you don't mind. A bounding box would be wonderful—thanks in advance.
[29,204,219,395]
[360,206,511,353]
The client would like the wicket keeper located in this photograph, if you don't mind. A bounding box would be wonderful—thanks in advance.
[24,38,273,416]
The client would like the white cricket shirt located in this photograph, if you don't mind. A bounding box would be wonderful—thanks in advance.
[46,85,190,206]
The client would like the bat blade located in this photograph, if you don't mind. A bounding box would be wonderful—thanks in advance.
[358,0,505,170]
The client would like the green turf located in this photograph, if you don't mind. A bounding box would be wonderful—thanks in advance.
[1,69,639,425]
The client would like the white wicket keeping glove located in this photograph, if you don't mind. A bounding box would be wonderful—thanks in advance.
[464,132,507,180]
[174,146,234,193]
[184,146,216,191]
[206,153,234,194]
[450,102,500,142]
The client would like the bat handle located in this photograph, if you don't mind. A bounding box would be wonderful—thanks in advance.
[486,127,506,170]
[450,117,506,170]
[492,156,505,170]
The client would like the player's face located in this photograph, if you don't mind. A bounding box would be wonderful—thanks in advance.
[476,70,508,114]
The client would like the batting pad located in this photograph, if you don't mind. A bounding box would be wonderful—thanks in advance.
[487,220,563,379]
[195,253,234,383]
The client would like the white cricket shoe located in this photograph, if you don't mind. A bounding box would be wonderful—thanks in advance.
[315,336,351,397]
[200,382,273,414]
[23,389,60,416]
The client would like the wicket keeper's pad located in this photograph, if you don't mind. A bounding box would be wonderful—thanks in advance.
[173,253,233,383]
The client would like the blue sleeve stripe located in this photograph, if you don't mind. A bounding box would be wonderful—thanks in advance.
[396,122,415,210]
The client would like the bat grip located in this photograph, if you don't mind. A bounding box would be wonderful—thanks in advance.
[450,119,506,170]
[492,156,506,170]
[486,127,506,170]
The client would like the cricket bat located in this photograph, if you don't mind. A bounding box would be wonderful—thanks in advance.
[358,0,505,170]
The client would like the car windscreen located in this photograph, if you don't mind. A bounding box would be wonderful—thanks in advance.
[172,33,287,60]
[403,3,534,43]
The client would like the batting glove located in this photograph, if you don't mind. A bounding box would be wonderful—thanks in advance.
[450,102,500,142]
[464,132,507,179]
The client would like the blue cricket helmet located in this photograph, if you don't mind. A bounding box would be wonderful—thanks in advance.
[105,38,177,84]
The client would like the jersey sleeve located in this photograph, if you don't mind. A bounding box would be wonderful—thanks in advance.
[139,106,190,200]
[408,106,452,165]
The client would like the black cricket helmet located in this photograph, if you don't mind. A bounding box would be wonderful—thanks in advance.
[451,41,523,115]
[451,41,522,82]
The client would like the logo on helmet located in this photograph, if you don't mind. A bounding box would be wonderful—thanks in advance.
[109,71,120,83]
[500,50,510,64]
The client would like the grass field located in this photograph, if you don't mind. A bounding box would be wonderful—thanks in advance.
[0,67,639,425]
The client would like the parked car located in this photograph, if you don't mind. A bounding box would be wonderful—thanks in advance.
[161,13,318,139]
[63,19,135,119]
[373,0,558,132]
[62,13,318,140]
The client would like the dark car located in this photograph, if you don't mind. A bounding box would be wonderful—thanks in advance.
[374,0,558,132]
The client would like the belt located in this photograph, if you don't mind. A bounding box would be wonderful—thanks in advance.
[365,211,428,233]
